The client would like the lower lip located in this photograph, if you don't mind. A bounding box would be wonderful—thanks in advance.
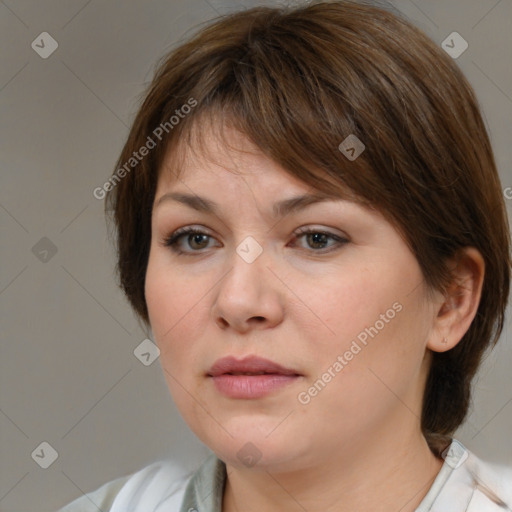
[210,374,300,399]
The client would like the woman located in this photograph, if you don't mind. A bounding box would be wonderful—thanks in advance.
[58,0,512,510]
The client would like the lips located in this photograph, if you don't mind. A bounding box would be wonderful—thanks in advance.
[207,355,300,377]
[207,355,302,399]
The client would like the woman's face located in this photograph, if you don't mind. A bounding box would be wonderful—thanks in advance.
[145,124,440,471]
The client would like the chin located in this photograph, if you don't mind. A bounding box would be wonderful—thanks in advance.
[201,426,305,471]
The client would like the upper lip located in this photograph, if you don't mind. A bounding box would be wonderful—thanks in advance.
[208,355,300,377]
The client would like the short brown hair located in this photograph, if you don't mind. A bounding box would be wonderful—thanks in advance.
[105,0,510,443]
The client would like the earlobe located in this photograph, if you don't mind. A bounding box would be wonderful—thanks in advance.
[427,247,485,353]
[429,334,454,353]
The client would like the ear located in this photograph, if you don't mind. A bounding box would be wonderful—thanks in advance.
[427,247,485,353]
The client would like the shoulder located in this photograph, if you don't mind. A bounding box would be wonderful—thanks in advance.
[465,450,512,510]
[57,458,193,512]
[432,439,512,512]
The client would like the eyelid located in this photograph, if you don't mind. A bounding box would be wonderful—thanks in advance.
[166,225,214,238]
[293,225,349,240]
[161,225,219,249]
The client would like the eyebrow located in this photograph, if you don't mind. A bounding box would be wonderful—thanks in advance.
[154,191,339,218]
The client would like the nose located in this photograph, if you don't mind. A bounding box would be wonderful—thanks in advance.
[211,244,285,333]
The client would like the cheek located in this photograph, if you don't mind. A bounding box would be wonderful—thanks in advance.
[302,255,429,376]
[145,256,202,362]
[145,266,209,420]
[145,265,178,338]
[298,297,430,439]
[323,286,431,416]
[289,262,395,354]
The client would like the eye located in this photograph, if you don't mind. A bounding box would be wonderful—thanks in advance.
[163,227,219,254]
[162,226,349,256]
[292,228,349,252]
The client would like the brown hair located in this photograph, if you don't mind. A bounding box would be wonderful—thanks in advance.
[105,0,510,443]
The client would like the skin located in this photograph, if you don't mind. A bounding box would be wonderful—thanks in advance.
[145,122,485,512]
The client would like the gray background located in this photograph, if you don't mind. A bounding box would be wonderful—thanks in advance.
[1,0,511,511]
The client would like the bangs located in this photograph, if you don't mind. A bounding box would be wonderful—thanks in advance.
[160,106,368,208]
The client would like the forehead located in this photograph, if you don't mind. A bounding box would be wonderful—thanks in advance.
[156,119,312,192]
[155,115,359,206]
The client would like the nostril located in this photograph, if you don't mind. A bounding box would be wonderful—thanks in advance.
[216,317,229,328]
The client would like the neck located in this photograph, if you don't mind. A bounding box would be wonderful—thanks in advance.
[222,428,444,512]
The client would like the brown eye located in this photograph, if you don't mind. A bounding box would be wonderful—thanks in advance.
[187,233,210,250]
[292,228,349,253]
[163,227,219,255]
[305,232,330,249]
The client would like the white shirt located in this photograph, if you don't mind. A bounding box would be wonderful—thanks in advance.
[57,440,512,511]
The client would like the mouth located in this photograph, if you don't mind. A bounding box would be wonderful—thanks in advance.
[207,355,301,377]
[222,371,285,375]
[207,355,302,399]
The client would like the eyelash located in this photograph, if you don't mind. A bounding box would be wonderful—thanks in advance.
[162,226,349,255]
